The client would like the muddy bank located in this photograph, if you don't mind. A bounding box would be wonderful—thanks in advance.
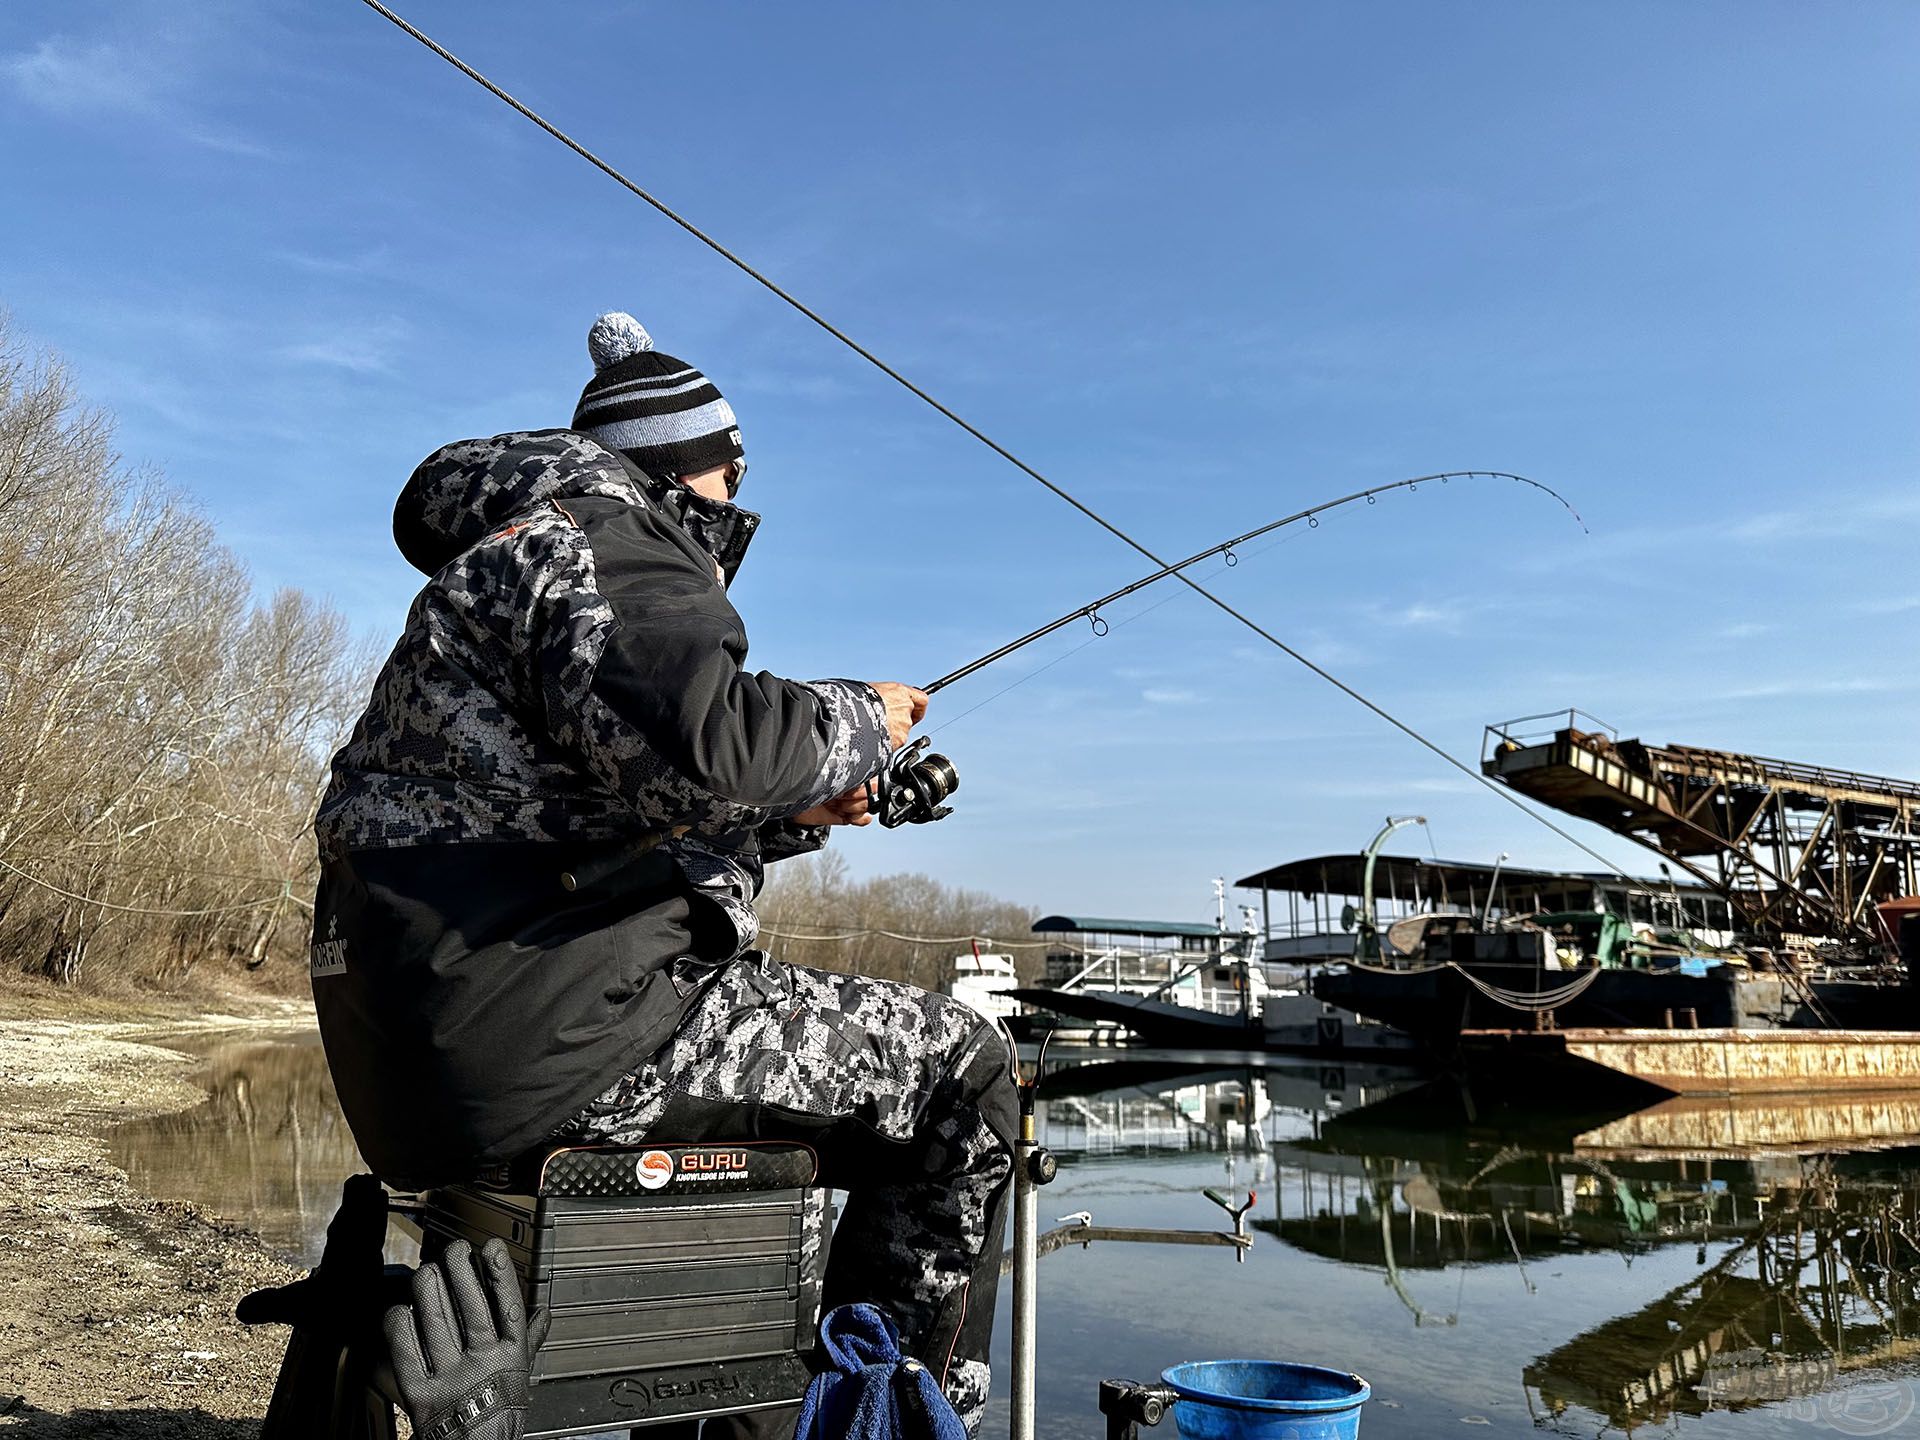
[0,1005,315,1437]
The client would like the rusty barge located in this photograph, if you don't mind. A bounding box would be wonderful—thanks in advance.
[1303,710,1920,1098]
[1459,1026,1920,1099]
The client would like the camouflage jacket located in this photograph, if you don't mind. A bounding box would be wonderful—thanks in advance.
[310,429,890,1183]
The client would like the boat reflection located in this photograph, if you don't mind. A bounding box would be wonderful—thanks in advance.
[1260,1070,1920,1433]
[1525,1176,1920,1432]
[1031,1047,1422,1164]
[1030,1049,1920,1434]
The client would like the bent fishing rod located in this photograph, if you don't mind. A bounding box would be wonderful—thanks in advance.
[923,470,1577,695]
[357,0,1637,882]
[870,469,1578,827]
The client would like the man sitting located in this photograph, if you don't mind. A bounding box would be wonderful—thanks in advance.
[310,312,1015,1433]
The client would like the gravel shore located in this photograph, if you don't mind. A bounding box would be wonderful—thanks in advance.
[0,999,315,1437]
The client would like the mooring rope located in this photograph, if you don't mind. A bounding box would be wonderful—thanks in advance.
[1340,953,1605,1011]
[1450,962,1604,1012]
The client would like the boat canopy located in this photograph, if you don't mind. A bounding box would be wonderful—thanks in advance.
[1234,853,1721,907]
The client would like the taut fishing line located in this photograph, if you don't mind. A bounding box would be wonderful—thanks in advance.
[354,0,1633,878]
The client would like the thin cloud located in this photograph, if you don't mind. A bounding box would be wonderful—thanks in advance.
[1514,484,1920,575]
[1717,676,1902,703]
[5,36,139,116]
[276,321,410,376]
[2,29,268,158]
[277,246,401,280]
[1853,596,1920,617]
[278,340,395,376]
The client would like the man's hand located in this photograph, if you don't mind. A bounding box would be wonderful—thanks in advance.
[871,682,929,751]
[793,787,873,828]
[385,1237,549,1440]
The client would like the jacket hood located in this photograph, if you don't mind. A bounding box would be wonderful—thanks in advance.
[394,429,760,583]
[393,430,644,575]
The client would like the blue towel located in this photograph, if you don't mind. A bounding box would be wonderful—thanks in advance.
[795,1303,968,1440]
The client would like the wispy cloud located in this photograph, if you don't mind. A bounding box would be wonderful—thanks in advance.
[277,246,401,280]
[276,320,410,376]
[1853,595,1920,617]
[2,27,268,157]
[1717,676,1904,703]
[1293,775,1483,800]
[1141,687,1201,705]
[1513,485,1920,576]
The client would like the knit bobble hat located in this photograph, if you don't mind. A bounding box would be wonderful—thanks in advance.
[571,312,744,480]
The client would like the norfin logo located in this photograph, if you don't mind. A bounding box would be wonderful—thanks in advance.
[309,914,348,979]
[635,1150,675,1190]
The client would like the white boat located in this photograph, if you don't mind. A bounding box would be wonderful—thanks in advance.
[945,947,1023,1023]
[1009,882,1415,1055]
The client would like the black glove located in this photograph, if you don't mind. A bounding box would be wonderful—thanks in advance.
[384,1236,550,1440]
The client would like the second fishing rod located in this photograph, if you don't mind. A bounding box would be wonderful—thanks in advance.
[870,469,1580,827]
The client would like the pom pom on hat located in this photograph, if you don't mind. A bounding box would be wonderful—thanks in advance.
[587,311,654,371]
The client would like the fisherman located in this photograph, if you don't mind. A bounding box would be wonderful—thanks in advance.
[309,312,1016,1433]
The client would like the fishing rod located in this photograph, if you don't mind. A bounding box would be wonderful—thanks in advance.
[870,470,1579,828]
[356,0,1639,883]
[923,470,1578,695]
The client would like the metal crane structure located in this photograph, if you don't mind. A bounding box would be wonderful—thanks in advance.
[1482,710,1920,953]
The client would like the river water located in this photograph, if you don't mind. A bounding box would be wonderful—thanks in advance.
[111,1034,1920,1439]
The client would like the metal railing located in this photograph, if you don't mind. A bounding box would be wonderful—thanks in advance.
[1483,708,1619,763]
[1654,743,1920,804]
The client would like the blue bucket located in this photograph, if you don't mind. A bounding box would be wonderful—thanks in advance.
[1161,1360,1371,1440]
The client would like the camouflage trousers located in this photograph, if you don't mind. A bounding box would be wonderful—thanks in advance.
[562,953,1018,1436]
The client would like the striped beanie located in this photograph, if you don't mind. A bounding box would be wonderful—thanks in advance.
[571,312,744,480]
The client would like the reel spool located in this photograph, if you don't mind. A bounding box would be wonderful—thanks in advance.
[872,737,959,828]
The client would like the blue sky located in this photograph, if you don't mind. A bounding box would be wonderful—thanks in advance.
[3,2,1916,927]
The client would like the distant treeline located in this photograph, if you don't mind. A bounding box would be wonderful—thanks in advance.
[0,319,369,987]
[759,851,1040,989]
[0,318,1033,994]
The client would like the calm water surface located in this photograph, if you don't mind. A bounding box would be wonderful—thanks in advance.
[112,1035,1920,1439]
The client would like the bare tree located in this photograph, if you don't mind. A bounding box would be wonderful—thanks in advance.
[0,314,370,988]
[758,852,1039,989]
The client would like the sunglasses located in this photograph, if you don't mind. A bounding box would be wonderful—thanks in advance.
[725,456,747,499]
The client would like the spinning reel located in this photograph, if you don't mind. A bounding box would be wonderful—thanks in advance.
[871,737,959,828]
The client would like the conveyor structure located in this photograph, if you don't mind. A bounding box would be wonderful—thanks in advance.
[1483,710,1920,949]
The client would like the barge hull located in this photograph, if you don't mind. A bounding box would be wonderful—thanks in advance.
[1462,1027,1920,1097]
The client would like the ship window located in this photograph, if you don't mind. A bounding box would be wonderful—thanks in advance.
[1213,968,1232,982]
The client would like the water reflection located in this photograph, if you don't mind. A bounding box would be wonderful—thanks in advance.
[110,1031,364,1265]
[1035,1051,1920,1434]
[1033,1048,1416,1162]
[1273,1079,1920,1433]
[106,1032,1920,1436]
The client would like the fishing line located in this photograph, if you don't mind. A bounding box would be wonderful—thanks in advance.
[354,1,1632,879]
